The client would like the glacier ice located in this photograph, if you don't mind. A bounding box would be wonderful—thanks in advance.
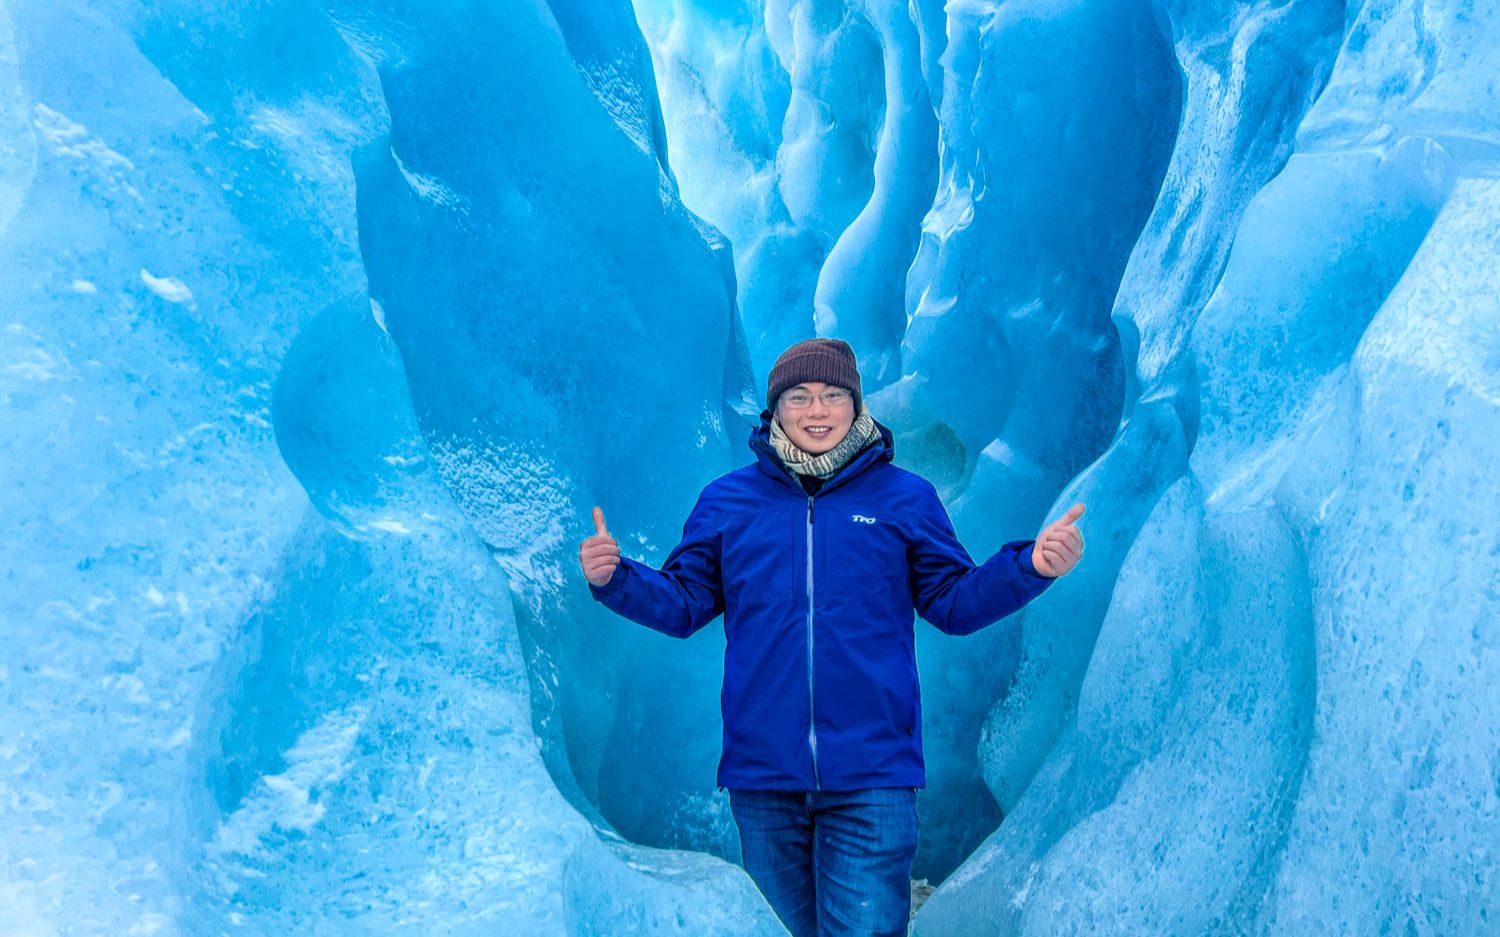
[1,0,1495,933]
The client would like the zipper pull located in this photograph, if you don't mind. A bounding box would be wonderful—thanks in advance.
[808,495,815,522]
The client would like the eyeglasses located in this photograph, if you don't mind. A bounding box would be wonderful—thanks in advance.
[780,389,852,409]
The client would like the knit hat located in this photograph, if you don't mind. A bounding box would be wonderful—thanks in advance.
[766,338,863,413]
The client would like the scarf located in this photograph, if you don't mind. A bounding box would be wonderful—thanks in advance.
[769,402,882,480]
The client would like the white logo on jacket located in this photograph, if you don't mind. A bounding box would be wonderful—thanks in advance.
[851,514,878,524]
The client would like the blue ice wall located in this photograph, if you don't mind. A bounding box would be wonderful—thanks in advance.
[1,0,775,932]
[2,0,1496,934]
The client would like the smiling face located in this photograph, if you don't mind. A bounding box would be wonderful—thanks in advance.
[775,381,856,455]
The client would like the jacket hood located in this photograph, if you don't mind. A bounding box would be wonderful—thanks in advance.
[749,407,895,492]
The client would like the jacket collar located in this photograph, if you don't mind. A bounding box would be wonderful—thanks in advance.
[749,408,895,496]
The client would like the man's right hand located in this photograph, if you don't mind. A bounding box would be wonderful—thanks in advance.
[580,506,621,588]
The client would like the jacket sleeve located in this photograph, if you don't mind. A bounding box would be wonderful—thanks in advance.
[586,489,725,639]
[908,483,1056,636]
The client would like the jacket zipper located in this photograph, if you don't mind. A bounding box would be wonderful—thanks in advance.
[753,434,884,792]
[806,493,821,790]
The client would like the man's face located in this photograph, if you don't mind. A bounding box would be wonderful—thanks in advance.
[775,381,855,455]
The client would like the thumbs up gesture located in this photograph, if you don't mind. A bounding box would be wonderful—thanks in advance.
[1032,503,1085,578]
[580,506,622,588]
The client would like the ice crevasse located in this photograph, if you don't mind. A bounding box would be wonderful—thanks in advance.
[0,0,1494,934]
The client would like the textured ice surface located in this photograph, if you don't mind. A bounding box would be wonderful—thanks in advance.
[2,0,1495,933]
[0,0,774,933]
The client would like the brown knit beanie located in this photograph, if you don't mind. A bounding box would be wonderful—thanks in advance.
[767,338,863,413]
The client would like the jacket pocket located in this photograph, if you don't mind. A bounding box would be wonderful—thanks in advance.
[720,509,799,601]
[823,508,908,603]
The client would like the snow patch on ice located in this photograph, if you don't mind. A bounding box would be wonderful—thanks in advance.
[139,269,193,305]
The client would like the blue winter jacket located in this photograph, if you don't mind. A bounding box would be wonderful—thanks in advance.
[588,409,1056,791]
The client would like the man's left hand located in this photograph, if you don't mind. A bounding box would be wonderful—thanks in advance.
[1032,503,1085,578]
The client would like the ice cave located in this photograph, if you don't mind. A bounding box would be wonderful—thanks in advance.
[1,0,1495,933]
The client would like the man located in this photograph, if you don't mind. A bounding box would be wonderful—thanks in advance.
[579,338,1084,936]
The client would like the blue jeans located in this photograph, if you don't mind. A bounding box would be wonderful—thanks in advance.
[728,787,919,937]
